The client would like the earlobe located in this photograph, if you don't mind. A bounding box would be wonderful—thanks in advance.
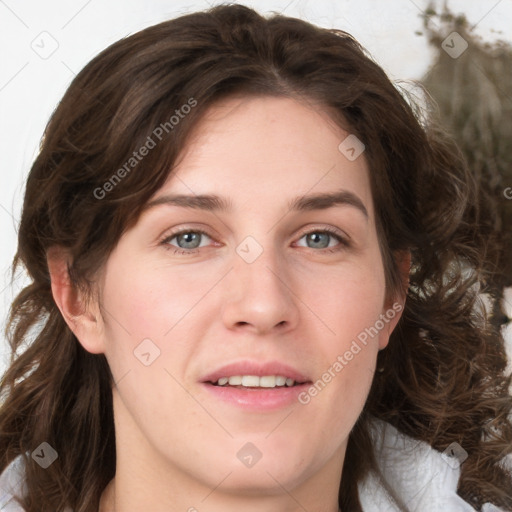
[46,246,105,354]
[378,250,411,350]
[47,246,82,320]
[387,249,411,309]
[396,249,411,304]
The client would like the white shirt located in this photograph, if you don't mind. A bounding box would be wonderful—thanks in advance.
[0,418,507,511]
[357,418,507,511]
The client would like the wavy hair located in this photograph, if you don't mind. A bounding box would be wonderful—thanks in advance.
[1,4,511,511]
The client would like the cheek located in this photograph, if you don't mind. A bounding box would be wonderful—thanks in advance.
[100,253,195,338]
[98,257,199,422]
[98,250,222,382]
[303,257,386,345]
[97,253,171,376]
[296,248,385,409]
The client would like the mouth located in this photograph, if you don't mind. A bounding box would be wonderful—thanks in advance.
[208,375,307,388]
[200,361,312,411]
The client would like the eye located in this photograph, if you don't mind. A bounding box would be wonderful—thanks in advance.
[295,227,348,253]
[161,229,213,253]
[160,226,349,255]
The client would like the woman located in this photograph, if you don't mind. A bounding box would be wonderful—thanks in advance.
[0,4,511,512]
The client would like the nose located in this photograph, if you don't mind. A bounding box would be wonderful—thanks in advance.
[221,241,300,335]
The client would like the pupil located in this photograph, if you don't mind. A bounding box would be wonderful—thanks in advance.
[308,232,328,248]
[179,232,200,248]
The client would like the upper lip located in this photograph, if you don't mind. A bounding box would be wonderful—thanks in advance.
[201,360,311,384]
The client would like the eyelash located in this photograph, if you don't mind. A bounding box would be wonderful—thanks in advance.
[159,226,349,256]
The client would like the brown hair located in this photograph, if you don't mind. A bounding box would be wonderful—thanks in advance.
[1,5,511,511]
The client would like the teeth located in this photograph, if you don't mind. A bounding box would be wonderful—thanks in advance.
[213,375,297,388]
[275,376,286,386]
[242,375,260,387]
[259,376,276,387]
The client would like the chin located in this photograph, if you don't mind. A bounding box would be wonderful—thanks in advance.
[210,465,307,496]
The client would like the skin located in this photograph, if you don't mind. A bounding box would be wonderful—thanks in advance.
[48,96,408,512]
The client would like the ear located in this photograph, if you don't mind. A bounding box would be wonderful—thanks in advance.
[378,249,411,350]
[46,246,105,354]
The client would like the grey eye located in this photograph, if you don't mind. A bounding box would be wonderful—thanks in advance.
[176,232,203,249]
[305,232,331,249]
[164,230,212,250]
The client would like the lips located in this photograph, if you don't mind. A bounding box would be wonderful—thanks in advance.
[200,360,311,385]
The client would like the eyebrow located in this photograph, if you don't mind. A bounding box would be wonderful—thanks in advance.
[144,190,368,218]
[288,190,368,218]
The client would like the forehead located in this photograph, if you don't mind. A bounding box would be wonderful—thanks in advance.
[178,95,352,166]
[156,95,374,219]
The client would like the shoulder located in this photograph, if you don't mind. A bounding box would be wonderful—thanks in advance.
[358,417,507,512]
[0,455,27,511]
[0,456,74,512]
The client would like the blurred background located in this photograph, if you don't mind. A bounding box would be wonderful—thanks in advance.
[1,0,511,377]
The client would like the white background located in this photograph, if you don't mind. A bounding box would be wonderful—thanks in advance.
[1,0,511,376]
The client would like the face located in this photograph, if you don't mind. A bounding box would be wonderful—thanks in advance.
[90,96,402,502]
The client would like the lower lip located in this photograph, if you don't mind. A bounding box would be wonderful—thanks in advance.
[201,383,311,411]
